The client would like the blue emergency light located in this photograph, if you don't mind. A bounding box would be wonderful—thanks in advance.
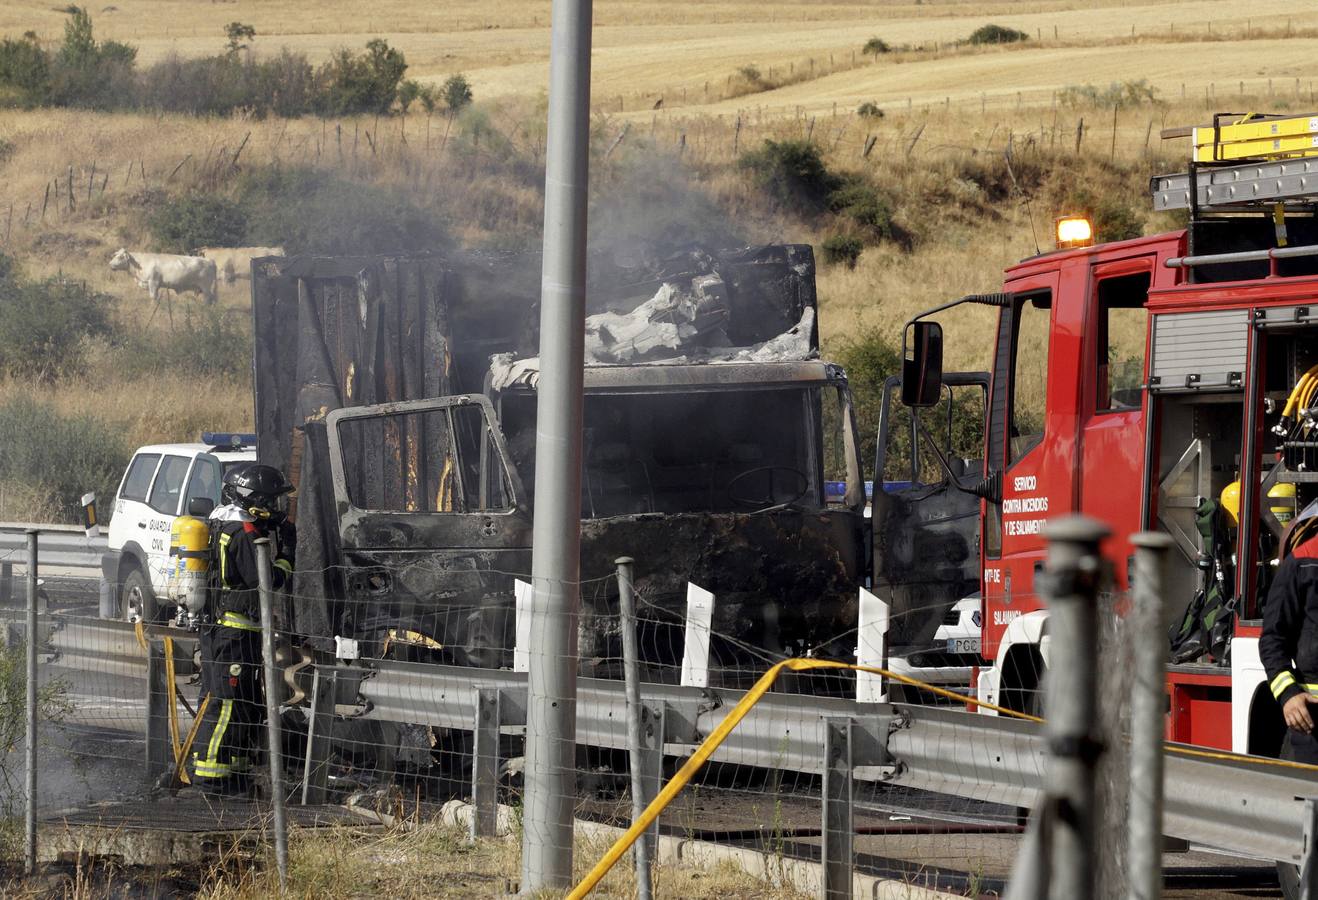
[202,432,258,450]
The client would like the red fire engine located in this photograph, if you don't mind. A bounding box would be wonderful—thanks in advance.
[892,113,1318,758]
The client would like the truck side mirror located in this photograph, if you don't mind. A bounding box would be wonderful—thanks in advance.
[188,497,216,518]
[901,321,944,408]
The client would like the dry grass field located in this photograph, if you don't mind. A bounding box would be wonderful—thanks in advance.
[0,0,1314,521]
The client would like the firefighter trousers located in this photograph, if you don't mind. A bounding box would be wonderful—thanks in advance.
[190,613,263,794]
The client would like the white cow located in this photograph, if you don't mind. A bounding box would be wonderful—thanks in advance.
[109,248,218,306]
[197,246,285,284]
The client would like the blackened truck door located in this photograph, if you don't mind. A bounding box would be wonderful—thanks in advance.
[1077,259,1154,589]
[982,269,1069,662]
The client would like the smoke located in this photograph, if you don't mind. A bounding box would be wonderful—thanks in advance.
[587,144,746,271]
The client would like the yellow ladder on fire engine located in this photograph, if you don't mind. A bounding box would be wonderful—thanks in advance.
[1193,113,1318,162]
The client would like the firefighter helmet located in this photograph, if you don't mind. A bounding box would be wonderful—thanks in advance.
[221,464,294,518]
[1219,480,1241,527]
[1219,479,1296,529]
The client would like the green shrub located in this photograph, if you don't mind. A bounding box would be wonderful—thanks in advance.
[829,328,900,471]
[862,37,890,55]
[0,35,49,106]
[145,192,248,253]
[738,139,841,211]
[828,179,895,238]
[441,73,473,114]
[0,395,128,520]
[45,6,137,109]
[0,260,113,381]
[1058,79,1160,109]
[967,24,1030,45]
[138,50,316,118]
[314,38,408,115]
[1060,187,1144,242]
[856,101,884,118]
[821,233,863,268]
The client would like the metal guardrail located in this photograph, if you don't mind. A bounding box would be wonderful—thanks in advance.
[0,524,106,570]
[35,615,1318,866]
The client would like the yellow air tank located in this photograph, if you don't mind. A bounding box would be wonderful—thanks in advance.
[167,515,211,615]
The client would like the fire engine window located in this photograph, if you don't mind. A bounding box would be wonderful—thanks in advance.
[147,455,192,515]
[1096,273,1150,413]
[1009,294,1052,465]
[120,453,161,503]
[336,405,514,514]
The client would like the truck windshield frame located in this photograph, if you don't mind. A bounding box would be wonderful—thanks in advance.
[496,376,856,518]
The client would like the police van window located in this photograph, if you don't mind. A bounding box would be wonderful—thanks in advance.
[185,456,223,508]
[147,455,192,514]
[1009,294,1052,465]
[1096,273,1150,413]
[120,453,161,503]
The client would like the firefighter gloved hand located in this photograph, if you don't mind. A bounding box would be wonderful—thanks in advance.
[1283,693,1318,734]
[277,520,297,556]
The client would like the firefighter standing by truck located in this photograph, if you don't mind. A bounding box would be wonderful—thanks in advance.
[189,464,296,796]
[1260,499,1318,765]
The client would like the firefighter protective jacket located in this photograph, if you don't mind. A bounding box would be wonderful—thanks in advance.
[209,505,295,617]
[1261,532,1318,706]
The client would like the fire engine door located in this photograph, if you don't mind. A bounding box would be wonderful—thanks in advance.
[1077,263,1154,589]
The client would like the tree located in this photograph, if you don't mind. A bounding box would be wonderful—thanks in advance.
[397,78,421,114]
[441,73,472,115]
[225,22,256,54]
[862,37,890,56]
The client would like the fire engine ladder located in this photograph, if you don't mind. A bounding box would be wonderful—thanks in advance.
[1153,112,1318,212]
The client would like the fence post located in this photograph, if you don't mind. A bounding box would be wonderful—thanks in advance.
[471,687,501,839]
[822,717,854,900]
[301,666,336,805]
[514,579,532,672]
[254,538,288,888]
[1302,798,1318,900]
[1,561,12,606]
[617,557,653,899]
[145,641,171,782]
[24,530,38,875]
[1039,516,1108,900]
[1129,532,1173,900]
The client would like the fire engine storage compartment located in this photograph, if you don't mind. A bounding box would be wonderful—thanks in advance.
[1145,273,1318,748]
[250,246,868,684]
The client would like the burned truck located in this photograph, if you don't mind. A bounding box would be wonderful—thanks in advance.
[252,246,867,683]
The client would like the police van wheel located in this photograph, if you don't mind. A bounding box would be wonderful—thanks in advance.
[120,567,158,624]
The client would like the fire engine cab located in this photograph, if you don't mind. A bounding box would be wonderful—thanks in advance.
[891,113,1318,758]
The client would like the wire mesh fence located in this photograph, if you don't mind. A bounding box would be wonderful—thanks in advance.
[0,523,1306,897]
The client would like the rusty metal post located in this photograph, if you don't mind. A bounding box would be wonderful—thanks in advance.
[254,538,287,887]
[24,530,37,875]
[617,557,653,899]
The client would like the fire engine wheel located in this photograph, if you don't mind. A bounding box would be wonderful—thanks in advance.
[119,567,159,624]
[727,466,810,510]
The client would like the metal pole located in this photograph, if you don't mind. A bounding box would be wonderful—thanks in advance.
[1128,532,1173,900]
[24,530,37,876]
[522,0,593,889]
[254,538,288,888]
[617,557,653,900]
[1040,516,1109,900]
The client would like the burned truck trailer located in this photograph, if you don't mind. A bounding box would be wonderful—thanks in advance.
[251,246,867,682]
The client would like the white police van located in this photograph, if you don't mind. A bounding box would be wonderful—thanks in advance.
[101,433,256,621]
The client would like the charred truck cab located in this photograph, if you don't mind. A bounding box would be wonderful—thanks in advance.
[896,113,1318,757]
[253,245,867,685]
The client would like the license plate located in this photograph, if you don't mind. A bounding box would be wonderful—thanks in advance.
[947,637,981,655]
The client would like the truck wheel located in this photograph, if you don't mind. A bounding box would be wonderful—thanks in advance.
[120,567,158,624]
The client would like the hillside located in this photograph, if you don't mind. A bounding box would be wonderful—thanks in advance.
[0,0,1312,520]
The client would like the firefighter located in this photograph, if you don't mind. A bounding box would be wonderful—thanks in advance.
[189,464,296,795]
[1260,498,1318,764]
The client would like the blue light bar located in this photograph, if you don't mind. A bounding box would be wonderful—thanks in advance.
[824,480,875,500]
[202,432,258,449]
